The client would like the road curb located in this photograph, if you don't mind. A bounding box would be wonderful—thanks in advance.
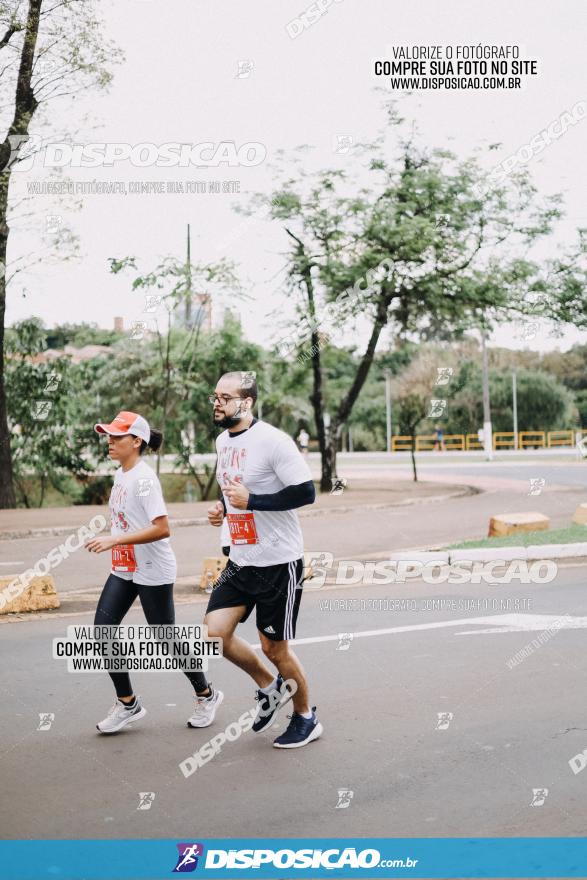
[442,543,587,563]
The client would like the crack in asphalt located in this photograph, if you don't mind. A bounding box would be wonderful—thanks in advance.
[553,727,587,736]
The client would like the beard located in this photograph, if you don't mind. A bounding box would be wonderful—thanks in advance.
[213,412,242,430]
[213,401,246,430]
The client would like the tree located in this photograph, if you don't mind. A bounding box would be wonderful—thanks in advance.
[575,390,587,428]
[5,318,91,506]
[262,119,573,490]
[449,367,575,434]
[0,0,119,507]
[109,253,240,477]
[396,394,427,482]
[86,324,270,501]
[173,323,269,499]
[44,323,124,350]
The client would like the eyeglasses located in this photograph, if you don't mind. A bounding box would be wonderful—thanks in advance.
[208,394,242,405]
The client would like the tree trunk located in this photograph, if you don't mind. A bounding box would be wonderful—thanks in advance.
[284,228,394,491]
[0,266,15,507]
[203,463,217,501]
[410,440,418,482]
[0,0,42,508]
[328,290,392,487]
[39,473,46,507]
[0,154,16,507]
[324,429,339,490]
[315,402,330,493]
[284,227,331,492]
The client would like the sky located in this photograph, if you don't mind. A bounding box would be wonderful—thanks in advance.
[5,0,587,354]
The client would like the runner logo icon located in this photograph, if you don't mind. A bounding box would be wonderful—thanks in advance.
[173,843,204,872]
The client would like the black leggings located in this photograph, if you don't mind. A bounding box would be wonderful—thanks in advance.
[94,573,209,699]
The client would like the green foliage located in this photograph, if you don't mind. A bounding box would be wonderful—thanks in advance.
[45,323,124,349]
[397,393,428,434]
[448,364,575,433]
[5,311,586,507]
[5,319,93,507]
[541,344,587,392]
[75,476,113,506]
[574,389,587,428]
[258,122,585,493]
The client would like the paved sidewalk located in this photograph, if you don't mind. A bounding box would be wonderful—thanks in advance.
[0,479,471,539]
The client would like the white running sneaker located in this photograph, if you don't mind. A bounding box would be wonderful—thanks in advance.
[96,697,146,734]
[187,687,224,728]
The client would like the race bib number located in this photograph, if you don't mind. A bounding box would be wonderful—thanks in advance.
[226,512,259,545]
[112,544,137,572]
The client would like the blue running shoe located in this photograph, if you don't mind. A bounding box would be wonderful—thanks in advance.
[252,674,293,733]
[273,706,323,748]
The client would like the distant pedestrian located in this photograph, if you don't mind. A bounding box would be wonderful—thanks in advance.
[433,424,445,452]
[297,428,309,457]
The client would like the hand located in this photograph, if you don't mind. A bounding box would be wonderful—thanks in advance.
[223,478,250,510]
[207,501,224,527]
[85,536,118,554]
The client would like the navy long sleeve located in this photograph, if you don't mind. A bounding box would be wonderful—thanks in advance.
[247,479,316,512]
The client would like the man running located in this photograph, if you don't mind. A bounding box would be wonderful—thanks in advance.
[204,371,323,748]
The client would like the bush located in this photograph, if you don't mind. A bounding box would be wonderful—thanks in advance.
[75,476,112,505]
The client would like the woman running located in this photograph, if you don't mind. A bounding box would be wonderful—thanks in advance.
[85,410,223,734]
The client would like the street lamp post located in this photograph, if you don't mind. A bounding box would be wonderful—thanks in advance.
[512,368,518,450]
[481,329,493,461]
[384,370,392,453]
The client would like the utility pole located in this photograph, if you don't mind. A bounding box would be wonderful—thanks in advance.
[185,223,192,326]
[384,370,392,452]
[512,368,518,450]
[481,329,493,461]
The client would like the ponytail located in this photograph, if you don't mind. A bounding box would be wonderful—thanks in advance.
[140,428,163,455]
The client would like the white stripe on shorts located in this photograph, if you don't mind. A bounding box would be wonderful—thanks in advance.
[284,561,296,640]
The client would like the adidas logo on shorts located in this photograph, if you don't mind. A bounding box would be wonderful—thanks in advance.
[264,625,276,634]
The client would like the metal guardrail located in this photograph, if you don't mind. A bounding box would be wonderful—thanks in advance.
[415,434,436,451]
[518,431,545,449]
[547,430,575,447]
[391,429,586,451]
[494,432,516,449]
[391,435,414,452]
[444,435,465,451]
[465,434,483,450]
[395,434,465,451]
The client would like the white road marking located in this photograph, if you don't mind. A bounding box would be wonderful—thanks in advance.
[455,613,586,635]
[250,614,586,649]
[0,561,23,566]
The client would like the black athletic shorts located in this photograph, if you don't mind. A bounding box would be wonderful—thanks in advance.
[205,558,305,641]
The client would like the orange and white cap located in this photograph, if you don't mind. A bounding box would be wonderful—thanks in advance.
[94,411,150,444]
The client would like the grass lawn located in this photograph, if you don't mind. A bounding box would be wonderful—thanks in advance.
[446,523,587,550]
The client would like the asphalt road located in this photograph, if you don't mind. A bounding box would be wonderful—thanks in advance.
[2,562,587,839]
[2,455,586,848]
[333,453,587,489]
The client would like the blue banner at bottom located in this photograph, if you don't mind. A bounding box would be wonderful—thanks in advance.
[1,838,586,879]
